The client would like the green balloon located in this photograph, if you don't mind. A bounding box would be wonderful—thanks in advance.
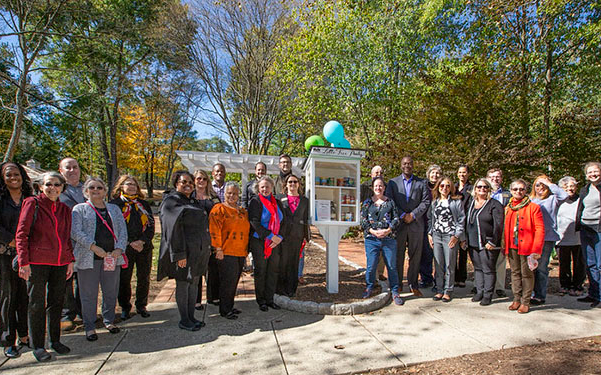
[304,135,325,151]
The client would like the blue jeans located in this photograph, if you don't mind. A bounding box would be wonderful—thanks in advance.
[580,228,601,301]
[298,252,304,278]
[365,237,399,294]
[533,241,554,301]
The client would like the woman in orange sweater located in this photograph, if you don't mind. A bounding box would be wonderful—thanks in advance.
[504,179,545,314]
[209,182,250,320]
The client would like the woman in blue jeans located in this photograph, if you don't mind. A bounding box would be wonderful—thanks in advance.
[530,175,567,305]
[360,177,403,305]
[428,177,465,302]
[575,162,601,308]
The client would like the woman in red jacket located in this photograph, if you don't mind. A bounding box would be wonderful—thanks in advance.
[504,179,545,314]
[16,172,75,362]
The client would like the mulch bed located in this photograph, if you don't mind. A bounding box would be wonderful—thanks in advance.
[354,335,601,375]
[294,243,380,304]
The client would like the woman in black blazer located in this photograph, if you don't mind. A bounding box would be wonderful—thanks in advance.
[248,176,285,311]
[464,178,504,306]
[278,174,310,297]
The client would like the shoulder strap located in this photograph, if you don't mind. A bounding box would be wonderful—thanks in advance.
[28,197,39,239]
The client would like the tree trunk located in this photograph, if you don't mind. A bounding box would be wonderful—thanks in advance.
[3,72,28,162]
[543,40,553,168]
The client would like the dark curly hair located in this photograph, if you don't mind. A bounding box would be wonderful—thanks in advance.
[171,170,194,188]
[0,162,33,199]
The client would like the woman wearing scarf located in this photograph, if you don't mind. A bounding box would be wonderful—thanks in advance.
[157,171,210,331]
[278,174,310,298]
[192,169,221,310]
[110,175,155,320]
[504,179,545,314]
[71,178,128,341]
[248,176,285,311]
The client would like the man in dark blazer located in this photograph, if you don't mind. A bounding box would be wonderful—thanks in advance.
[385,156,431,296]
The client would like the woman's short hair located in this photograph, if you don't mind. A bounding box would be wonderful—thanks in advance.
[172,170,194,188]
[0,162,33,198]
[426,164,442,179]
[583,161,601,176]
[39,171,67,193]
[530,175,551,200]
[283,174,302,195]
[371,176,386,189]
[510,179,529,191]
[82,177,107,199]
[558,176,577,188]
[253,176,275,195]
[471,178,492,200]
[224,181,240,194]
[111,175,144,199]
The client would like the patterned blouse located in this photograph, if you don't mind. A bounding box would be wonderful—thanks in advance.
[432,199,456,235]
[360,198,400,239]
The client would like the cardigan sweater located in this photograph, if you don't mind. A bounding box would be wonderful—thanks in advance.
[71,202,128,270]
[465,198,504,250]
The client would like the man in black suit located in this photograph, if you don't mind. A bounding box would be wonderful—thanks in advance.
[242,162,267,208]
[385,156,431,296]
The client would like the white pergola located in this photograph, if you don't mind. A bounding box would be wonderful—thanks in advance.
[176,150,307,187]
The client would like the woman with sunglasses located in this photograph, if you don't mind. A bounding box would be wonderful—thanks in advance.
[110,175,155,320]
[504,179,545,314]
[0,162,32,358]
[427,177,465,302]
[192,170,220,310]
[158,171,211,330]
[16,172,74,362]
[529,175,568,306]
[278,174,310,297]
[465,178,504,306]
[71,178,127,341]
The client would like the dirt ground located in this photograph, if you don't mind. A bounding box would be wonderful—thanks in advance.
[352,335,601,375]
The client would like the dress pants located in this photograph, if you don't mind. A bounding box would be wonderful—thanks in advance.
[118,246,152,313]
[533,241,554,301]
[558,245,586,290]
[61,272,81,322]
[78,260,120,332]
[278,236,303,296]
[395,226,423,291]
[0,255,28,346]
[469,247,500,300]
[250,238,281,306]
[419,230,435,285]
[455,247,468,283]
[197,253,220,304]
[217,256,244,316]
[176,277,200,325]
[27,264,67,349]
[580,228,601,302]
[432,233,458,295]
[508,250,534,306]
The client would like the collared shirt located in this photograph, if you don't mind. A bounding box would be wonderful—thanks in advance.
[212,180,225,202]
[403,174,414,203]
[60,183,85,209]
[492,187,504,204]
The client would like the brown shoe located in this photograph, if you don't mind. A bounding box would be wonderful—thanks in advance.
[517,304,530,314]
[508,301,521,311]
[298,277,307,285]
[411,288,423,297]
[60,320,75,331]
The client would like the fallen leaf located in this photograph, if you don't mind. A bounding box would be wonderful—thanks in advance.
[334,345,345,349]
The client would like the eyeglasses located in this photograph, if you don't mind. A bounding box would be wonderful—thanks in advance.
[178,180,194,185]
[88,186,104,190]
[475,185,489,190]
[44,183,62,187]
[287,180,299,184]
[511,187,526,192]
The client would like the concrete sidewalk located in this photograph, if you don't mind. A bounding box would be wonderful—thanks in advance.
[1,284,599,375]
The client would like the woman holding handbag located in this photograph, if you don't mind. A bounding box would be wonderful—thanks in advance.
[71,178,128,342]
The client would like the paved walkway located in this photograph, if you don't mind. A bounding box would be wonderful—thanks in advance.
[2,231,600,374]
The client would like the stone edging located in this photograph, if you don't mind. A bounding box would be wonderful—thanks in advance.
[275,238,390,315]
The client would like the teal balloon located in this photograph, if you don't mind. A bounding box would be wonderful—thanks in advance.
[304,135,325,151]
[323,121,344,143]
[338,138,351,148]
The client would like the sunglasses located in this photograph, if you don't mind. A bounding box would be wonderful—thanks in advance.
[287,180,299,184]
[475,185,489,189]
[44,183,62,187]
[439,184,451,188]
[195,177,208,181]
[511,187,526,192]
[88,186,104,190]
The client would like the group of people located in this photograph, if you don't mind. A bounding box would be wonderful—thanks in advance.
[0,158,155,362]
[360,157,601,313]
[157,155,310,332]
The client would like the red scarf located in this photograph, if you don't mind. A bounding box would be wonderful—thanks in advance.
[259,194,281,259]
